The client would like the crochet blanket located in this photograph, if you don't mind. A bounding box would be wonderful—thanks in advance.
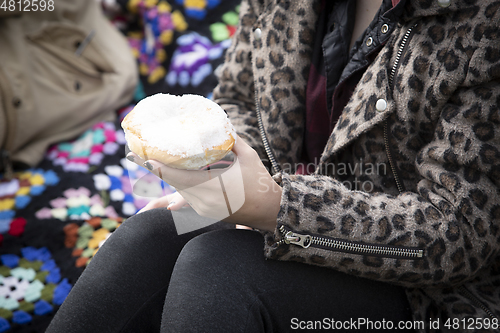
[0,0,240,331]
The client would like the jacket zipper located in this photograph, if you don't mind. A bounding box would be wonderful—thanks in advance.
[387,24,498,320]
[384,23,417,194]
[458,286,498,321]
[254,93,281,174]
[252,70,281,175]
[0,67,16,180]
[388,24,417,88]
[278,225,423,259]
[383,122,404,192]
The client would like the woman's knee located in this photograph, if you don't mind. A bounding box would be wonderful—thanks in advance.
[176,229,264,269]
[114,208,175,245]
[101,208,233,262]
[161,230,265,332]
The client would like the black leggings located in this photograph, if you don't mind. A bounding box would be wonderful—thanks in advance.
[46,208,414,332]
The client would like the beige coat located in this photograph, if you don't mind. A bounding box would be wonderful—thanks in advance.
[0,0,137,170]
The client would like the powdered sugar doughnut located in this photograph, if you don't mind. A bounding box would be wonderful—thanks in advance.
[122,93,236,170]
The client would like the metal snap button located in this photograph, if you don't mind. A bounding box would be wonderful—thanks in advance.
[376,99,387,112]
[437,0,451,8]
[254,28,262,40]
[381,24,389,34]
[366,36,373,47]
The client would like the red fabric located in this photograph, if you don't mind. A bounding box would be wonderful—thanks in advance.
[299,0,331,175]
[300,0,400,175]
[301,62,331,173]
[8,217,27,237]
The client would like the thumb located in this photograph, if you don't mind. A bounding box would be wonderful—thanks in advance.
[166,192,189,211]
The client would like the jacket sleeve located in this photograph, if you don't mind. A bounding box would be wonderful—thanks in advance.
[262,45,500,289]
[212,0,268,162]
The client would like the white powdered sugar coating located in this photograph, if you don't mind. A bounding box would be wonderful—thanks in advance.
[133,93,236,157]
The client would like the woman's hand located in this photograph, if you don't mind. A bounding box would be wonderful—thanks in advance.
[137,191,188,214]
[127,136,282,231]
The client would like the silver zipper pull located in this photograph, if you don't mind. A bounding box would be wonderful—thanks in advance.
[284,231,312,248]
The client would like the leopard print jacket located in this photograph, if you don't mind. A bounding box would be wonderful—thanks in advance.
[212,0,500,331]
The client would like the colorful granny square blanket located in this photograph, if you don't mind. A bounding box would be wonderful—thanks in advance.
[0,1,240,331]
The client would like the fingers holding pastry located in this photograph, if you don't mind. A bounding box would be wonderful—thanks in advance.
[138,192,189,214]
[127,149,227,192]
[126,151,174,183]
[126,151,144,167]
[138,159,225,190]
[137,195,169,214]
[165,192,189,211]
